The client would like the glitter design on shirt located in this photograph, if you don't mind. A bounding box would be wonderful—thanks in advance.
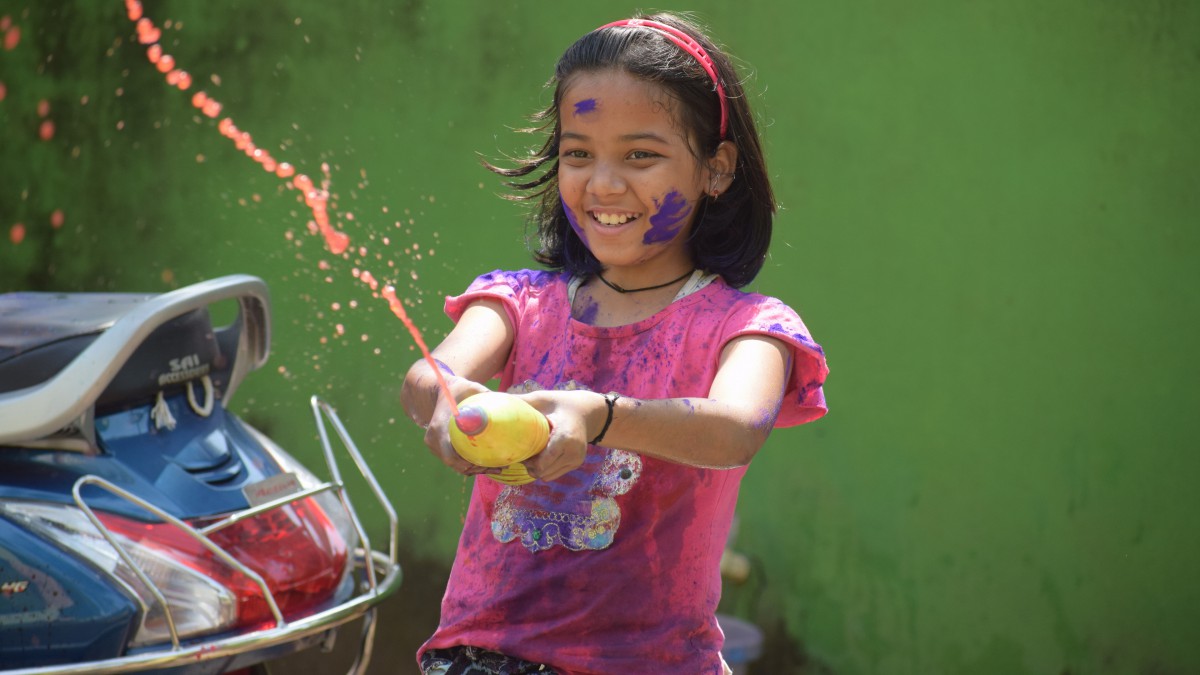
[490,380,643,553]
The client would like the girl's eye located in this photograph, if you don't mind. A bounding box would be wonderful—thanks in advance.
[628,150,659,160]
[561,149,589,159]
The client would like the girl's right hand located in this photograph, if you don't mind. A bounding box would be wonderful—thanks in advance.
[423,378,497,476]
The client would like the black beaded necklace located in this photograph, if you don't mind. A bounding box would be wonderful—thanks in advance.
[595,269,694,294]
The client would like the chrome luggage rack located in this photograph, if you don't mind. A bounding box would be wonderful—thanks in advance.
[2,396,401,675]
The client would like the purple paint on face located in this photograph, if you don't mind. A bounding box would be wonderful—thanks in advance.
[574,98,598,116]
[644,190,693,244]
[562,197,589,248]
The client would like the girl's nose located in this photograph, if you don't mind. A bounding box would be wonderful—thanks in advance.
[587,161,627,198]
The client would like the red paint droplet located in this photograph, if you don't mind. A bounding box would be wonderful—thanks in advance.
[3,26,19,51]
[156,54,175,74]
[175,71,192,90]
[126,1,143,22]
[0,81,6,102]
[165,69,182,86]
[292,174,313,194]
[38,119,54,141]
[36,99,49,118]
[202,99,222,118]
[9,223,25,244]
[191,91,208,108]
[50,209,64,229]
[275,162,295,178]
[146,44,162,64]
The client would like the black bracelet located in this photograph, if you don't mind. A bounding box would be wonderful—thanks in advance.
[589,392,621,445]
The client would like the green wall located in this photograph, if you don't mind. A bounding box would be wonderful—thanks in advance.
[2,1,1197,673]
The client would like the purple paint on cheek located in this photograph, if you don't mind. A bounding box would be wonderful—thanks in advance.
[574,98,598,116]
[644,190,693,244]
[562,197,590,248]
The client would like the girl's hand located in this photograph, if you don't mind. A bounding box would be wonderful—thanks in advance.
[423,378,497,476]
[517,389,601,482]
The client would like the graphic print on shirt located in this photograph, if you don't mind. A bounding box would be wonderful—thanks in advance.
[490,380,643,552]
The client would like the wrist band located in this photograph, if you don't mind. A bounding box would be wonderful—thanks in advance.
[590,392,621,445]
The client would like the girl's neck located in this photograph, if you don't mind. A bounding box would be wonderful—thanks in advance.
[572,268,699,328]
[593,264,695,296]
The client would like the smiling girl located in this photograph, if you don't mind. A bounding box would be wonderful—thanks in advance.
[401,13,829,675]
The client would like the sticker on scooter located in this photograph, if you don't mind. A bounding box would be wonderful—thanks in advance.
[242,472,302,507]
[159,352,211,385]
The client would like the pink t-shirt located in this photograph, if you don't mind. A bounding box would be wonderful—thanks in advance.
[419,269,827,674]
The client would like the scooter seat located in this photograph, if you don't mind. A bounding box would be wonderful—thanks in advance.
[0,292,228,409]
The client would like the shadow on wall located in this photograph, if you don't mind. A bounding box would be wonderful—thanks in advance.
[268,550,446,675]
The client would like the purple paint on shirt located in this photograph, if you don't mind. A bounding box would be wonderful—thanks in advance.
[562,197,589,248]
[574,98,598,115]
[644,190,693,244]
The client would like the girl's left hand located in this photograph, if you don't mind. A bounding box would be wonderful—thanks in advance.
[516,389,600,482]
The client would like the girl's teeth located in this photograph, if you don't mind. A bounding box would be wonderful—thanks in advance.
[595,213,633,225]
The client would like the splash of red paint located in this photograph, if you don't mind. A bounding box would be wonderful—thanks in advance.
[122,0,456,414]
[382,285,459,417]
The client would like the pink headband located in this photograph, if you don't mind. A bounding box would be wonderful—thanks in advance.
[595,18,729,139]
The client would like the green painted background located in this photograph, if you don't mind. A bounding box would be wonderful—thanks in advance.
[2,1,1198,673]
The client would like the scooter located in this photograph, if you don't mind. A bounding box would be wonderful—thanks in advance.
[0,275,400,674]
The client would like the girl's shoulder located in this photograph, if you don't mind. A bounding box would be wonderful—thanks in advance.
[466,268,570,295]
[701,281,824,358]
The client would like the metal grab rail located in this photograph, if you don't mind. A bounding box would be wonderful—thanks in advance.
[3,397,401,675]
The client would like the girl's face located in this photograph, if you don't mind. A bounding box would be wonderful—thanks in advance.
[558,69,720,281]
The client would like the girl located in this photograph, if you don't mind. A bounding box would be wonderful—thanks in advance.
[401,12,828,675]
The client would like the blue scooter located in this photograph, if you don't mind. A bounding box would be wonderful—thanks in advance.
[0,275,400,674]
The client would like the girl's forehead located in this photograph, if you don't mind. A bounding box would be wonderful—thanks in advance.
[560,70,683,130]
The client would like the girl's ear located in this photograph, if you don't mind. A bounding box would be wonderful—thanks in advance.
[706,141,739,198]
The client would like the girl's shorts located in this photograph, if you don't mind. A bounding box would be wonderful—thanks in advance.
[420,645,734,675]
[420,645,557,674]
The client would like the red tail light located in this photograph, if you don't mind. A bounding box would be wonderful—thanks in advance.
[100,497,348,631]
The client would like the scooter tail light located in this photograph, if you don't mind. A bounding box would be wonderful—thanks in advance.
[0,501,237,647]
[100,496,350,634]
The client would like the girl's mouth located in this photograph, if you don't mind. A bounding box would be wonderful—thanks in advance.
[590,211,641,226]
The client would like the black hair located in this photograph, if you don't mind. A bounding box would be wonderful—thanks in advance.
[487,12,775,288]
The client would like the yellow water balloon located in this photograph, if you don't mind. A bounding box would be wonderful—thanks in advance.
[449,392,549,485]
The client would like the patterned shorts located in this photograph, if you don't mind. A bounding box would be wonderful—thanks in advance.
[420,645,558,675]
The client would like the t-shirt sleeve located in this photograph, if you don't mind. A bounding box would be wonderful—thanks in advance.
[444,269,524,329]
[724,297,829,427]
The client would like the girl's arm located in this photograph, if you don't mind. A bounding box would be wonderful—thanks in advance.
[400,299,514,474]
[521,334,792,478]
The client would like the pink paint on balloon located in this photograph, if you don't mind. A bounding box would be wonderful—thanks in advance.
[9,223,25,244]
[4,25,19,51]
[50,209,64,229]
[38,120,54,141]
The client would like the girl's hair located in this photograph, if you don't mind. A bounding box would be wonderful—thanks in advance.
[488,12,775,288]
